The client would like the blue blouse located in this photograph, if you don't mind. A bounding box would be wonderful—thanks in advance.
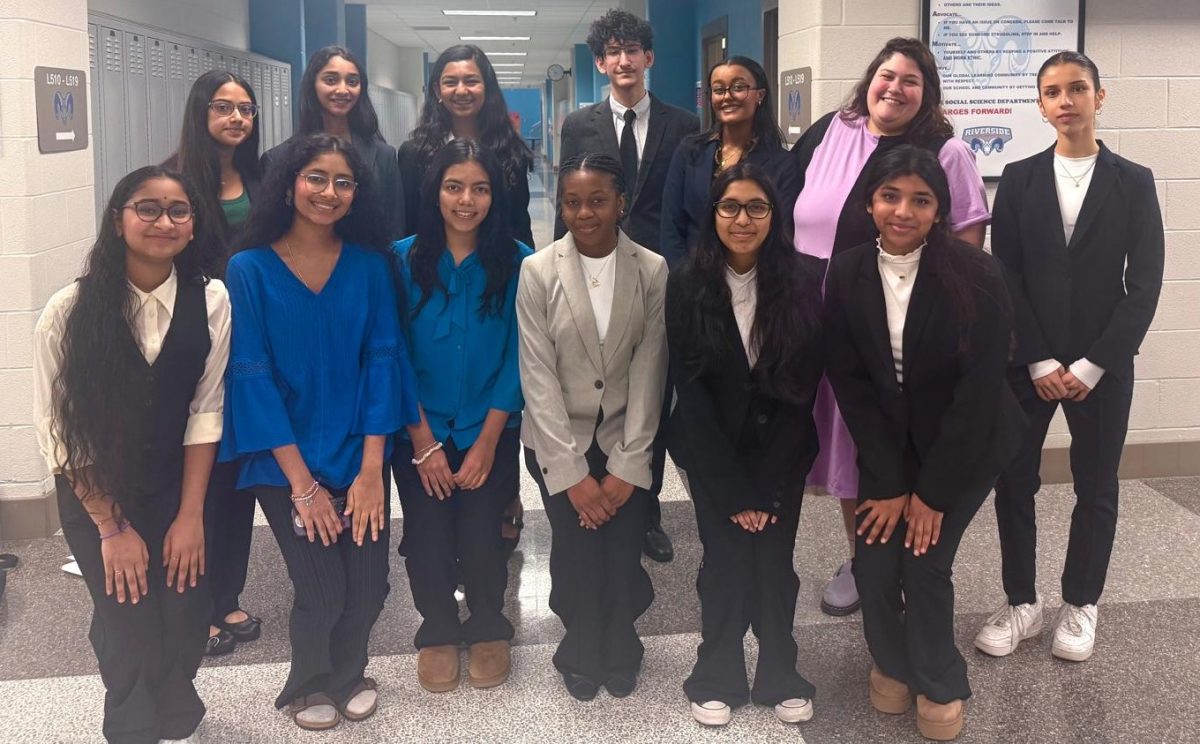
[394,236,531,449]
[221,243,420,489]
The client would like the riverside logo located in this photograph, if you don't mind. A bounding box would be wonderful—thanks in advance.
[962,126,1012,157]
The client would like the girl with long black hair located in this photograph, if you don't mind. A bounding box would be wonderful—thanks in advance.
[221,133,419,730]
[262,46,406,239]
[393,139,531,693]
[166,68,265,658]
[34,166,229,744]
[399,45,534,247]
[660,56,798,268]
[667,162,823,727]
[824,145,1023,740]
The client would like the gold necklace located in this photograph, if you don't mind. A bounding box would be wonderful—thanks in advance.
[282,237,312,291]
[1055,155,1097,188]
[581,250,615,288]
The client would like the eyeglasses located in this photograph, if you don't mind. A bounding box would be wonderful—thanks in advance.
[208,100,259,119]
[298,172,358,196]
[603,44,644,60]
[709,83,758,98]
[119,200,195,224]
[714,200,772,219]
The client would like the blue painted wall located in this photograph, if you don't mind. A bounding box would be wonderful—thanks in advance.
[646,0,698,112]
[573,43,595,109]
[695,0,763,71]
[502,88,543,141]
[344,3,366,67]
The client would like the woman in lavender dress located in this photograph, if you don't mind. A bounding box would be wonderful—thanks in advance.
[791,37,990,616]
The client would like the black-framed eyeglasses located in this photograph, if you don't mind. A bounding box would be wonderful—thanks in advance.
[298,172,358,196]
[709,82,758,98]
[118,200,195,224]
[714,200,772,219]
[208,100,259,119]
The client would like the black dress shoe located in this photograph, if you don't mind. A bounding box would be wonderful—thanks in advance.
[642,525,674,563]
[604,672,638,698]
[205,629,237,656]
[217,613,262,642]
[562,672,600,701]
[0,553,18,571]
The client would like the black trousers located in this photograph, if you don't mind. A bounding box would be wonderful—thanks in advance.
[57,475,209,744]
[854,483,989,704]
[994,368,1134,607]
[203,460,254,624]
[645,383,672,530]
[395,429,519,648]
[255,484,390,708]
[683,489,813,707]
[526,441,654,682]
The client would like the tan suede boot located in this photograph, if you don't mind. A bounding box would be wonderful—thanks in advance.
[417,645,460,692]
[468,640,512,689]
[869,666,912,714]
[916,694,964,741]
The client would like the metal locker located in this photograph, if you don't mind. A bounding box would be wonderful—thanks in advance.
[89,24,108,218]
[99,27,128,203]
[147,37,171,164]
[255,62,273,150]
[271,66,283,146]
[240,58,252,79]
[186,47,200,87]
[280,65,293,141]
[201,49,214,79]
[168,42,187,156]
[124,31,149,170]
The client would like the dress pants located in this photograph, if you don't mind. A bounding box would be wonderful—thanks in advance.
[853,483,990,704]
[526,440,654,683]
[395,429,519,648]
[255,484,390,708]
[683,487,813,707]
[994,368,1134,607]
[57,475,210,744]
[203,460,254,624]
[645,384,673,531]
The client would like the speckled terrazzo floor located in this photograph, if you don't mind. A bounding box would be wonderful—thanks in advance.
[2,466,1199,743]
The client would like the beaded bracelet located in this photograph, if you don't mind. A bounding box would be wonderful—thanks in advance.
[412,441,444,466]
[412,440,440,461]
[99,519,129,541]
[291,480,320,508]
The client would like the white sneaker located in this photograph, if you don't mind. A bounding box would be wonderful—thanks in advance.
[690,700,732,726]
[159,735,199,744]
[1052,603,1098,662]
[974,595,1044,657]
[774,697,813,723]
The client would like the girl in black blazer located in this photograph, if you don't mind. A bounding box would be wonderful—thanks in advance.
[824,146,1023,741]
[666,163,823,728]
[976,52,1164,664]
[659,56,799,269]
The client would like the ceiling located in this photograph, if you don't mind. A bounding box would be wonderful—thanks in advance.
[364,0,635,89]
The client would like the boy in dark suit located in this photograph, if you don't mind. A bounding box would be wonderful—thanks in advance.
[555,8,700,563]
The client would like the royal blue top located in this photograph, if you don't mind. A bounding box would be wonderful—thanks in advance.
[393,235,531,449]
[220,243,420,489]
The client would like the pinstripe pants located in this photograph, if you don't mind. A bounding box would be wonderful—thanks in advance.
[256,485,391,709]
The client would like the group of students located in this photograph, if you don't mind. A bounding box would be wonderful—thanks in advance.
[31,7,1163,744]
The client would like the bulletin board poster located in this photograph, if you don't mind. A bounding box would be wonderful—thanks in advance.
[922,0,1085,179]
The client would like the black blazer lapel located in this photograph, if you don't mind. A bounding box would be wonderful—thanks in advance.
[856,249,898,389]
[633,95,669,205]
[1029,146,1069,256]
[591,99,621,161]
[900,260,937,384]
[1067,143,1119,253]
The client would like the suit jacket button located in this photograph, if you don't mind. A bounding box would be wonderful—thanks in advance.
[756,413,768,424]
[772,501,781,508]
[542,467,548,474]
[594,380,604,389]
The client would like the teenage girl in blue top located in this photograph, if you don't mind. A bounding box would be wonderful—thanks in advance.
[220,133,419,731]
[393,139,531,694]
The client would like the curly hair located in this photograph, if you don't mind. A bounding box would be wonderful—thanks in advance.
[235,133,389,255]
[586,8,653,58]
[407,139,519,318]
[164,69,262,276]
[407,45,532,191]
[297,46,382,141]
[54,166,216,513]
[842,37,954,141]
[669,162,821,404]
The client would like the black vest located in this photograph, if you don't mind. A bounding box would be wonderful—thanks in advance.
[121,276,211,498]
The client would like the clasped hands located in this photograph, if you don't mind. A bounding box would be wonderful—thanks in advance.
[1033,365,1091,402]
[855,492,944,556]
[567,474,635,529]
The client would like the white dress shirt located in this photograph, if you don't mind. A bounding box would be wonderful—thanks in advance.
[1028,153,1105,390]
[724,263,759,367]
[609,92,651,164]
[579,251,617,345]
[878,242,923,384]
[33,268,231,474]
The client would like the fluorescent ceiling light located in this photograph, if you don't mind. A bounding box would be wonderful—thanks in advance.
[444,9,537,17]
[461,36,530,41]
[491,63,524,67]
[486,52,527,56]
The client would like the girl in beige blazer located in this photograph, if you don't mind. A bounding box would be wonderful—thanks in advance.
[516,154,668,702]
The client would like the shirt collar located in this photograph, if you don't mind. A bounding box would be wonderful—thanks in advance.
[128,265,178,315]
[876,237,925,263]
[610,91,651,119]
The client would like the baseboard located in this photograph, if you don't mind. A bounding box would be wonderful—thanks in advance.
[0,489,61,540]
[1040,440,1200,484]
